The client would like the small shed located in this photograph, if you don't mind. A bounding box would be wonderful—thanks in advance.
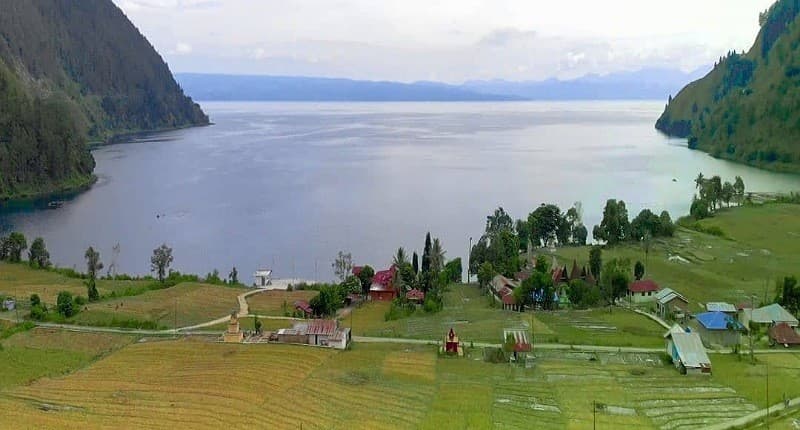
[2,298,15,311]
[294,300,313,317]
[769,323,800,347]
[276,327,309,344]
[656,288,689,319]
[503,329,531,362]
[306,319,338,346]
[444,327,463,356]
[253,269,273,288]
[501,292,521,312]
[664,325,712,375]
[628,279,660,303]
[694,311,743,347]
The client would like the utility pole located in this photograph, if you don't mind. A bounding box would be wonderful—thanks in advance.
[766,362,769,430]
[174,297,178,334]
[593,400,596,430]
[749,294,756,364]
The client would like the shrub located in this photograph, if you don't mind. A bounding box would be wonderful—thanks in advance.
[56,291,75,318]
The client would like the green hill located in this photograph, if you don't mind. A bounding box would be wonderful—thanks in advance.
[0,0,208,199]
[656,0,800,173]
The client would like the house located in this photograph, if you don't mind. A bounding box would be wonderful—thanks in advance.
[2,298,15,311]
[705,302,737,315]
[656,288,689,319]
[275,327,308,344]
[740,303,799,329]
[306,319,339,346]
[502,292,521,311]
[664,325,712,375]
[491,275,519,294]
[769,323,800,347]
[294,300,313,317]
[252,269,273,288]
[694,311,743,347]
[628,279,660,303]
[369,266,397,301]
[406,288,425,303]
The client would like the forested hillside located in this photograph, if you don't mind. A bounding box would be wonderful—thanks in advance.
[0,0,208,199]
[656,0,800,172]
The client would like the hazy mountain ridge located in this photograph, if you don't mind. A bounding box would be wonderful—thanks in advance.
[656,0,800,172]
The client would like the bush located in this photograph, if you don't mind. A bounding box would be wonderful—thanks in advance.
[384,299,416,321]
[29,304,48,321]
[74,295,87,306]
[56,291,76,318]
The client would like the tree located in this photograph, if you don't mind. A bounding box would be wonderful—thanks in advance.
[589,247,602,282]
[84,247,103,302]
[593,200,629,245]
[28,237,50,268]
[412,252,419,274]
[567,279,600,309]
[486,207,514,237]
[393,247,408,267]
[430,238,445,273]
[527,204,563,247]
[341,275,362,295]
[444,258,462,283]
[634,261,645,280]
[659,211,675,237]
[694,172,705,190]
[477,262,495,290]
[0,236,8,260]
[30,294,41,308]
[722,181,735,207]
[151,244,174,283]
[516,261,555,310]
[57,291,75,318]
[599,259,631,306]
[690,196,711,220]
[422,233,432,274]
[573,224,588,246]
[254,316,263,335]
[229,267,238,284]
[5,232,27,262]
[331,251,353,282]
[733,176,746,205]
[357,265,375,296]
[29,294,47,321]
[776,276,799,316]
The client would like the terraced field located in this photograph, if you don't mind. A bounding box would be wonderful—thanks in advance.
[1,338,782,429]
[536,308,666,347]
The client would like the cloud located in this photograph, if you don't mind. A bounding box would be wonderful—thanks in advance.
[478,28,537,47]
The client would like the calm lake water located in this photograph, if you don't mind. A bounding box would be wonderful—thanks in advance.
[2,101,800,281]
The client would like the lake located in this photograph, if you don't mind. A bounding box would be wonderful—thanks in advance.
[2,101,800,282]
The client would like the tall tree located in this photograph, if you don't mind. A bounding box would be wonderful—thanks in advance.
[486,207,514,237]
[634,261,645,280]
[593,200,630,245]
[694,172,705,190]
[477,262,495,291]
[589,246,602,282]
[422,232,432,274]
[733,176,746,205]
[229,267,238,284]
[5,232,27,262]
[600,259,631,306]
[151,244,174,283]
[331,251,353,282]
[357,265,375,296]
[393,247,408,267]
[430,238,446,273]
[722,181,735,207]
[412,252,419,274]
[28,237,50,268]
[57,291,75,318]
[84,247,103,302]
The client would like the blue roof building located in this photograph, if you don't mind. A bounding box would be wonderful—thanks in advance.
[694,311,743,347]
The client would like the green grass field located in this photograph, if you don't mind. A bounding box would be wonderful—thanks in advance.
[1,334,794,429]
[554,204,800,311]
[247,289,318,316]
[343,284,664,347]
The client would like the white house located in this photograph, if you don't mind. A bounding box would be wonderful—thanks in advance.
[252,269,272,288]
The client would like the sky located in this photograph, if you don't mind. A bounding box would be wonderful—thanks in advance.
[114,0,777,83]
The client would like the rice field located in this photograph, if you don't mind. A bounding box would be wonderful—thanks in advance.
[1,337,787,429]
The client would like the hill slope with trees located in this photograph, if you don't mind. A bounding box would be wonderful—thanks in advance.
[0,0,208,199]
[656,0,800,172]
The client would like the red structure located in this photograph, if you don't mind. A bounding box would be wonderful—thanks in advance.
[294,300,313,317]
[369,265,397,301]
[406,288,425,303]
[444,328,462,355]
[769,322,800,346]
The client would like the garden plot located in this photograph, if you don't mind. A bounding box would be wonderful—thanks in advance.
[536,309,665,347]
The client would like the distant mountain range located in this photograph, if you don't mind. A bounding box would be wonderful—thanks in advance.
[175,67,710,102]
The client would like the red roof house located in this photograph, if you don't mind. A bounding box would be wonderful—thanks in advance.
[769,323,800,346]
[294,300,313,316]
[628,279,660,303]
[369,265,397,301]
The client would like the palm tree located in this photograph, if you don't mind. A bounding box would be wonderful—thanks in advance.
[430,238,446,272]
[393,247,408,267]
[694,172,705,190]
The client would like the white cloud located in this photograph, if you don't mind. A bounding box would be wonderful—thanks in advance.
[174,42,192,54]
[113,0,777,82]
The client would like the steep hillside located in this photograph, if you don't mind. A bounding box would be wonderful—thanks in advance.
[0,0,208,199]
[656,0,800,172]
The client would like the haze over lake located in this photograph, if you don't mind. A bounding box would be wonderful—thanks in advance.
[3,101,800,282]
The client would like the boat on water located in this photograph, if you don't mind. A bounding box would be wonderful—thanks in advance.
[47,200,65,209]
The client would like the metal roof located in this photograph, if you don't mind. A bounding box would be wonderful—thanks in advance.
[305,319,338,336]
[706,302,737,313]
[696,311,743,331]
[656,288,688,305]
[669,331,711,369]
[750,304,799,326]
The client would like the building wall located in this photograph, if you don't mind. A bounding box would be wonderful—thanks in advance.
[696,325,740,347]
[370,291,396,301]
[630,291,657,304]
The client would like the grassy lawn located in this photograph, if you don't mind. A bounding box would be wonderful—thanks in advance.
[247,289,318,316]
[553,204,800,312]
[535,308,666,348]
[342,284,549,343]
[0,327,135,390]
[69,283,245,329]
[0,262,150,305]
[343,284,663,347]
[711,353,800,408]
[0,339,782,429]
